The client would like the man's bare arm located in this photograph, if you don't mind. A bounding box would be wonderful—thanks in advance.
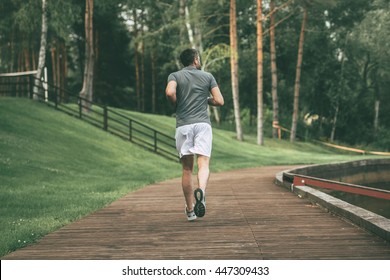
[165,80,177,108]
[208,86,224,107]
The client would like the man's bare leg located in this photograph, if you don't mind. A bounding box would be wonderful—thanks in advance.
[197,155,210,191]
[193,155,209,217]
[181,155,194,211]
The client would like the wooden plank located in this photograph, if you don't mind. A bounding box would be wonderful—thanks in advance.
[3,165,390,260]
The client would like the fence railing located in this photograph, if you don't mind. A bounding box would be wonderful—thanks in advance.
[283,172,390,200]
[0,71,35,98]
[0,73,178,162]
[282,159,390,200]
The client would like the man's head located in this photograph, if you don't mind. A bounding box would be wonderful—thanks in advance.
[180,48,201,69]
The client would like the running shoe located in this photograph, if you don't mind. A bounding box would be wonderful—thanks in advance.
[194,188,206,217]
[185,205,197,221]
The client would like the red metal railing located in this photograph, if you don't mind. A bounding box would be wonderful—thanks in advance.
[290,174,390,200]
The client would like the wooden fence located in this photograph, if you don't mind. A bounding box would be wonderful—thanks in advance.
[0,73,178,162]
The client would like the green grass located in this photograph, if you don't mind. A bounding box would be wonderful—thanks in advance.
[0,98,180,256]
[0,98,378,257]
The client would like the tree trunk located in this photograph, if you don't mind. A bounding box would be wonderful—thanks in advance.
[61,41,68,99]
[57,42,64,101]
[56,44,61,90]
[373,72,380,136]
[59,42,68,101]
[270,0,280,139]
[185,4,196,48]
[140,11,145,112]
[24,48,30,71]
[9,29,14,72]
[330,102,338,142]
[290,8,307,142]
[151,46,157,114]
[134,48,140,110]
[179,0,186,45]
[51,46,57,86]
[211,106,221,125]
[34,0,48,100]
[80,0,94,112]
[195,24,203,53]
[331,36,347,143]
[133,9,141,110]
[32,49,37,71]
[256,0,264,145]
[230,0,243,141]
[374,99,380,134]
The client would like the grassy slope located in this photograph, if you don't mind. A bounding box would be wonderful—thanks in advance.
[0,98,180,256]
[0,98,376,256]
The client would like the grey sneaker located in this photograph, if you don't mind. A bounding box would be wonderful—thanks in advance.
[194,188,206,217]
[185,205,197,221]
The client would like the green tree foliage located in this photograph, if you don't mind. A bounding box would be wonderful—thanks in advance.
[0,0,389,150]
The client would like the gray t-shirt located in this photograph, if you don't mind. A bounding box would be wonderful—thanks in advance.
[168,66,218,128]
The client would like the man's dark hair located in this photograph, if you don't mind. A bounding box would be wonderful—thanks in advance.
[180,48,199,67]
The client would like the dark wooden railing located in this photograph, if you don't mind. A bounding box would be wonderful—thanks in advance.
[0,73,178,162]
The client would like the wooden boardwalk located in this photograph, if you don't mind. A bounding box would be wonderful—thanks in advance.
[3,166,390,260]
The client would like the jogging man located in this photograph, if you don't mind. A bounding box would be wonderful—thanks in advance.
[165,48,224,221]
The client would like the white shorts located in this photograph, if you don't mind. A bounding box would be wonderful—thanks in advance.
[175,123,212,158]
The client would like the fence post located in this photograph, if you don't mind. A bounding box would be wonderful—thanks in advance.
[129,120,132,141]
[154,131,158,152]
[103,106,108,131]
[79,98,82,119]
[28,75,34,99]
[54,87,58,109]
[44,67,48,102]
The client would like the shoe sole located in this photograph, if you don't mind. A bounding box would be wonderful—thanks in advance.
[194,188,206,217]
[187,215,197,221]
[186,209,197,221]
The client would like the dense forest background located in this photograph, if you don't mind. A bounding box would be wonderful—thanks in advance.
[1,0,389,150]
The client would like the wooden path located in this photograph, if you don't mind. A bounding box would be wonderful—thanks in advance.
[3,166,390,260]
